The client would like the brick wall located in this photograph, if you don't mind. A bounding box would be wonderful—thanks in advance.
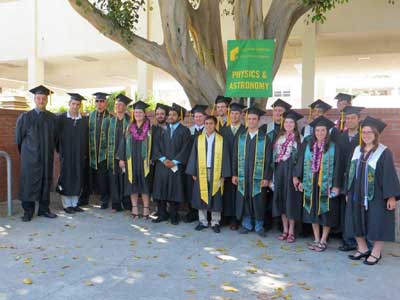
[0,108,399,201]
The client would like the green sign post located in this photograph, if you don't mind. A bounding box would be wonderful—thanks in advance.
[225,39,275,98]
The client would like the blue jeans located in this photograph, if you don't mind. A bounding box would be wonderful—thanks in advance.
[242,216,264,232]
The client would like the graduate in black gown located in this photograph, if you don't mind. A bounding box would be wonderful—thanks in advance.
[294,116,342,252]
[107,94,131,212]
[345,116,400,265]
[186,115,231,233]
[214,95,232,131]
[219,102,246,230]
[152,103,191,225]
[183,105,207,223]
[118,101,153,219]
[232,105,273,237]
[16,85,58,221]
[336,106,365,251]
[88,92,111,209]
[56,93,88,214]
[301,99,339,143]
[260,99,292,144]
[334,93,354,133]
[271,110,303,243]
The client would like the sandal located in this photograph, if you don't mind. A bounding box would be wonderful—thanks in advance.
[307,241,319,250]
[286,234,296,243]
[131,206,140,219]
[348,250,371,260]
[313,242,328,252]
[363,254,382,266]
[277,232,289,241]
[142,206,151,220]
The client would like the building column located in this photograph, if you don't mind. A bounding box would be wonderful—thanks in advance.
[301,23,316,108]
[27,0,44,103]
[136,1,153,100]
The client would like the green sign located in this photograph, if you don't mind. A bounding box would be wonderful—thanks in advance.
[225,39,275,98]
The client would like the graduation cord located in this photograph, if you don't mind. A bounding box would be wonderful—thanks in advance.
[355,150,373,210]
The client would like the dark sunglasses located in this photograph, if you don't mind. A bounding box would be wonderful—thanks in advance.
[95,100,105,103]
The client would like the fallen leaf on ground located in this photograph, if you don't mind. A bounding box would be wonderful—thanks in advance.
[23,278,33,285]
[256,240,266,248]
[200,261,209,267]
[221,285,239,293]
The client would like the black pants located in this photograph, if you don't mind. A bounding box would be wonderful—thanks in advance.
[157,201,179,220]
[109,169,131,210]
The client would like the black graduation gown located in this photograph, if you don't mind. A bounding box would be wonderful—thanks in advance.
[345,149,400,241]
[260,122,281,144]
[90,112,109,196]
[185,133,231,211]
[271,138,302,221]
[184,126,204,203]
[336,131,360,231]
[152,123,191,203]
[117,124,152,196]
[16,110,57,206]
[56,113,88,196]
[233,131,273,221]
[294,142,342,227]
[220,124,246,217]
[108,117,130,208]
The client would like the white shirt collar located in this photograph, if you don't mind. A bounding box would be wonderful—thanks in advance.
[194,124,204,130]
[67,111,82,120]
[248,130,258,139]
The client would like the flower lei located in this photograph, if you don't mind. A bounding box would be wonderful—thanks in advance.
[275,133,295,163]
[312,141,325,173]
[131,119,150,141]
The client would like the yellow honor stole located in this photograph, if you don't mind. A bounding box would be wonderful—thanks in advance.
[197,133,224,204]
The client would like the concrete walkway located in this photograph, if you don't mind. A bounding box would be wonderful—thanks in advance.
[0,198,399,300]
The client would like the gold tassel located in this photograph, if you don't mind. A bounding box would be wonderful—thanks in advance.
[340,111,344,131]
[280,114,284,129]
[245,111,248,127]
[180,109,183,121]
[114,101,117,114]
[227,107,231,126]
[131,109,134,122]
[359,124,362,145]
[211,104,215,116]
[308,107,312,122]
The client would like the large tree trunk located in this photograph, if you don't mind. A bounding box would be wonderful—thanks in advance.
[67,0,311,108]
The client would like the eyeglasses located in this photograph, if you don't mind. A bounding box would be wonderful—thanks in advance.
[95,100,105,103]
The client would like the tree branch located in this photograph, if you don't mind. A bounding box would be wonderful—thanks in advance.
[234,0,264,39]
[67,0,172,72]
[264,0,311,78]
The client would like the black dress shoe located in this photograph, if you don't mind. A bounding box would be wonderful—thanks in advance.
[256,229,267,238]
[38,211,58,218]
[100,204,109,209]
[212,224,221,233]
[21,213,33,222]
[170,217,180,225]
[152,216,168,223]
[363,254,382,265]
[184,211,198,223]
[73,206,84,212]
[195,223,208,231]
[64,207,75,214]
[338,244,357,252]
[348,250,371,260]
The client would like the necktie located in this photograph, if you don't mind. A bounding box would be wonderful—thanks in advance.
[231,126,238,135]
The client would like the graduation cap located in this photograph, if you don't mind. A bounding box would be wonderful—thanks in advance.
[245,105,265,117]
[130,100,150,111]
[335,93,354,103]
[309,116,335,130]
[155,103,170,113]
[309,99,332,112]
[115,94,133,106]
[282,110,303,122]
[67,93,86,102]
[171,102,187,120]
[361,116,387,133]
[343,106,365,116]
[229,102,246,112]
[215,95,232,105]
[271,99,292,111]
[29,85,53,96]
[92,92,110,101]
[190,104,208,115]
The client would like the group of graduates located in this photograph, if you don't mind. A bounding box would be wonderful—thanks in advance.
[16,85,400,266]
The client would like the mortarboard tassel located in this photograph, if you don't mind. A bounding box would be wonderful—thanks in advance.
[211,104,215,116]
[280,114,284,129]
[359,124,362,146]
[308,107,312,122]
[245,111,248,128]
[227,107,231,126]
[180,109,183,121]
[340,111,344,131]
[131,109,134,122]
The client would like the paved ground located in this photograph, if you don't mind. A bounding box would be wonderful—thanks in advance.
[0,197,399,300]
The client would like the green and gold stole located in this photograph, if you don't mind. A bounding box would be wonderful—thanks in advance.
[303,143,335,215]
[89,110,110,170]
[125,126,152,184]
[197,132,224,204]
[237,131,266,198]
[107,114,130,172]
[347,144,386,206]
